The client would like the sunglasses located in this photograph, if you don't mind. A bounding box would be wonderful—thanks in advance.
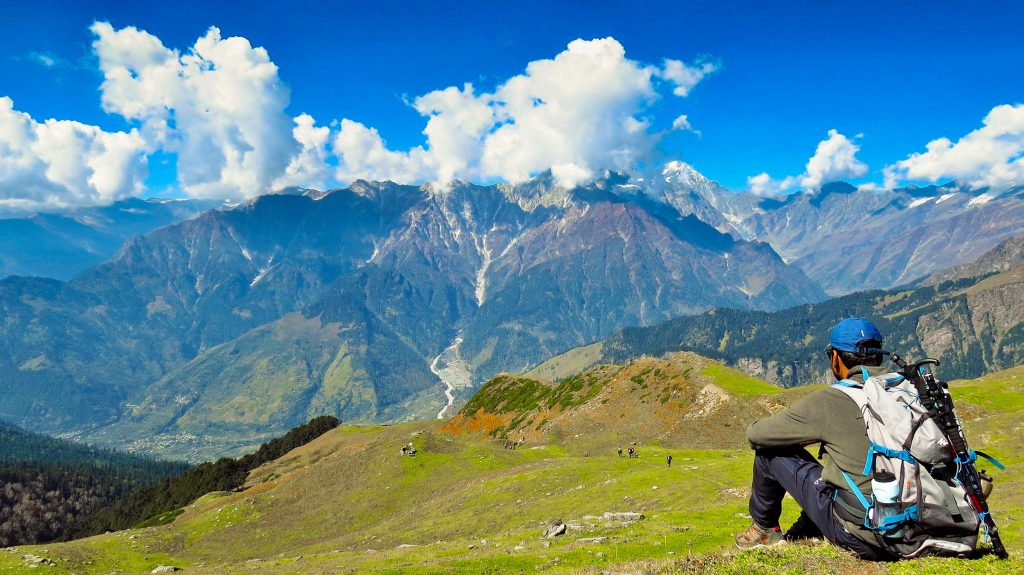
[824,341,890,357]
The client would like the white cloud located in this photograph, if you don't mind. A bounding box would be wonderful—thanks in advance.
[746,129,867,194]
[273,114,332,190]
[334,37,713,189]
[658,57,719,97]
[882,103,1024,189]
[1,26,720,212]
[412,83,494,185]
[91,22,296,200]
[333,119,432,184]
[671,114,701,136]
[0,96,147,213]
[799,129,867,190]
[746,172,790,196]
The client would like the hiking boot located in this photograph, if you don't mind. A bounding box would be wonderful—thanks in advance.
[735,523,785,549]
[784,511,823,541]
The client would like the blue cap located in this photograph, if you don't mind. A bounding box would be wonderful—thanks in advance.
[829,317,884,353]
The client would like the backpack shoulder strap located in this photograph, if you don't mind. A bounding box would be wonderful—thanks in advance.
[831,380,868,413]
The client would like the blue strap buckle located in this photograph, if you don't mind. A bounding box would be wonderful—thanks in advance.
[958,450,1006,471]
[863,442,916,475]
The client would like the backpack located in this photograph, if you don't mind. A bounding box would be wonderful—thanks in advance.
[831,367,1000,558]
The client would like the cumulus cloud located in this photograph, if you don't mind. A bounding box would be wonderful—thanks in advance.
[0,96,147,213]
[411,83,494,184]
[658,57,719,97]
[0,25,719,211]
[882,103,1024,189]
[91,22,296,200]
[799,129,867,190]
[746,172,789,196]
[273,114,332,190]
[333,119,432,184]
[746,129,867,194]
[334,37,714,189]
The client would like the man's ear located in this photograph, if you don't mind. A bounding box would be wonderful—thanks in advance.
[830,350,847,379]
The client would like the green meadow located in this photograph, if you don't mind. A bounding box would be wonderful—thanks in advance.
[1,366,1022,574]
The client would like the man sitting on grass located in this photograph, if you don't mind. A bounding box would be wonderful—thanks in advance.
[734,317,893,561]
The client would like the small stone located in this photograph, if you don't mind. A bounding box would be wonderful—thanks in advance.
[467,544,476,550]
[602,512,644,522]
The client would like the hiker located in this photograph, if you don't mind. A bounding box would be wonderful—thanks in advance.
[618,447,623,457]
[628,445,637,458]
[736,318,896,559]
[666,453,672,468]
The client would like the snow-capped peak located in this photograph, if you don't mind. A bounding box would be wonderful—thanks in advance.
[662,160,711,187]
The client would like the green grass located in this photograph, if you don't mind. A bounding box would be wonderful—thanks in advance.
[1,367,1022,574]
[951,365,1024,412]
[700,364,782,397]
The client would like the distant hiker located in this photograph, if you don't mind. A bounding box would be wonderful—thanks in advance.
[666,453,672,468]
[736,317,981,560]
[627,445,637,458]
[618,447,623,457]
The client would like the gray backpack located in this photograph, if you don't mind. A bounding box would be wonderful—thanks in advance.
[833,368,986,557]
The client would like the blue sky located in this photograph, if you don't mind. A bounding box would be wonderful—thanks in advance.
[1,0,1022,208]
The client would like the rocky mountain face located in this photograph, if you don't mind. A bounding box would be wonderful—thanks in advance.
[533,262,1024,389]
[921,235,1024,286]
[0,197,215,280]
[654,162,1024,295]
[5,162,1021,459]
[0,175,825,459]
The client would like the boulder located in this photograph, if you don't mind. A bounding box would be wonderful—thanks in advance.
[542,519,567,539]
[151,567,181,573]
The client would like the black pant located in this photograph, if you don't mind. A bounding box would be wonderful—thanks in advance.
[748,448,891,561]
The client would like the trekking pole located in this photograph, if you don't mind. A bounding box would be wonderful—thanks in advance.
[890,353,1009,559]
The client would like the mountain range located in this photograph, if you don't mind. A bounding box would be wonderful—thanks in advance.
[0,173,822,459]
[654,161,1024,294]
[0,164,1022,459]
[0,197,215,281]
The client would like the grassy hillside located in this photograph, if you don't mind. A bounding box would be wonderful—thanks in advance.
[441,352,789,451]
[0,362,1021,574]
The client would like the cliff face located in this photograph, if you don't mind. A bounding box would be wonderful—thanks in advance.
[922,236,1024,286]
[917,268,1024,375]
